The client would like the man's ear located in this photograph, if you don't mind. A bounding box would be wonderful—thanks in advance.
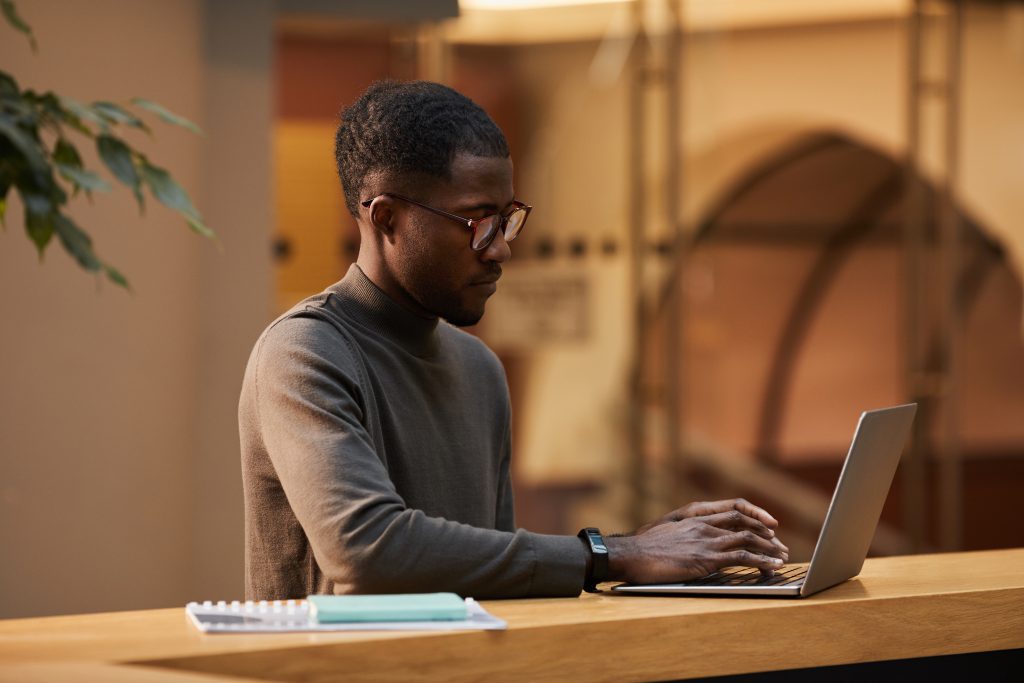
[367,196,396,239]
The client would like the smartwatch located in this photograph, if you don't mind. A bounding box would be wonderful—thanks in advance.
[577,527,609,593]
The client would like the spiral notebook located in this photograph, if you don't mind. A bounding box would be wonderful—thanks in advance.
[186,598,507,633]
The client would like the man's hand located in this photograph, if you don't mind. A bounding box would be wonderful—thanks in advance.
[632,498,779,536]
[606,499,790,585]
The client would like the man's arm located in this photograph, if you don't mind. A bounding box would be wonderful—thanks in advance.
[494,416,515,533]
[603,500,790,585]
[253,318,585,598]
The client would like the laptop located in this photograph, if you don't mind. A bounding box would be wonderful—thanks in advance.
[611,403,917,598]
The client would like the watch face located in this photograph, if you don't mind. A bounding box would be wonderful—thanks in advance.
[580,528,608,555]
[579,528,609,591]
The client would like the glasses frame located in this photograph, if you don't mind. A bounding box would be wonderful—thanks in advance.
[360,192,532,252]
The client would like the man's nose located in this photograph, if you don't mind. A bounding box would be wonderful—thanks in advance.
[481,227,512,263]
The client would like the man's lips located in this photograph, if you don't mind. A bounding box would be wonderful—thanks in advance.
[471,269,502,286]
[470,274,499,296]
[471,276,500,285]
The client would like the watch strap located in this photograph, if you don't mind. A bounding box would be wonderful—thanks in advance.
[577,527,609,593]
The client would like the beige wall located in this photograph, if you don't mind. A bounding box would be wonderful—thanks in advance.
[0,0,273,618]
[961,6,1024,282]
[191,0,274,607]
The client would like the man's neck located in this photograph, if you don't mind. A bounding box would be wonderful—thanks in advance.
[354,254,437,322]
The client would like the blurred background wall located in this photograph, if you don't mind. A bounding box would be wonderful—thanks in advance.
[1,0,1022,618]
[0,0,274,617]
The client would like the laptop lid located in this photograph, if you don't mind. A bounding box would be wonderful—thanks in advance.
[610,403,917,597]
[799,403,917,596]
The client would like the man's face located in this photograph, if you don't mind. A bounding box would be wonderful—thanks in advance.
[387,153,515,327]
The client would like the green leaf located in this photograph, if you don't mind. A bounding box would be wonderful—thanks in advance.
[52,138,82,166]
[52,138,109,195]
[25,215,52,252]
[139,160,213,238]
[92,101,150,133]
[56,163,112,193]
[32,92,90,135]
[0,196,7,227]
[96,135,136,184]
[57,109,92,136]
[53,213,101,272]
[131,98,202,136]
[21,191,54,255]
[103,264,130,289]
[2,98,36,124]
[59,97,106,130]
[96,134,142,207]
[184,214,215,239]
[0,70,18,97]
[1,0,36,51]
[0,114,48,174]
[139,160,197,216]
[44,173,68,206]
[35,92,63,115]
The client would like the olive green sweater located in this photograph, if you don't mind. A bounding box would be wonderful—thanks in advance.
[240,265,586,600]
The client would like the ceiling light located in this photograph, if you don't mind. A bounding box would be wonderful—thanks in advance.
[459,0,630,11]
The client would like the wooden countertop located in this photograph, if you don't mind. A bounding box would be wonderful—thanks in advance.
[2,548,1022,682]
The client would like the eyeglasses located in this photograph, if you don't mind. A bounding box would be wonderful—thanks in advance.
[360,192,532,252]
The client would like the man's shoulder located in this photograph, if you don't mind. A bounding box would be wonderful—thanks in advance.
[255,287,358,361]
[437,323,506,375]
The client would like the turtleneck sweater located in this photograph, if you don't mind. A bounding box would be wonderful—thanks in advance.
[240,264,586,600]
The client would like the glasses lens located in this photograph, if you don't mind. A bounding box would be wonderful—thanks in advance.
[504,208,527,242]
[472,215,500,250]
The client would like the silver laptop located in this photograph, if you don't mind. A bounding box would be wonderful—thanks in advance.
[611,403,917,598]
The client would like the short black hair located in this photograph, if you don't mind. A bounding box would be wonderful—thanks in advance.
[335,80,510,217]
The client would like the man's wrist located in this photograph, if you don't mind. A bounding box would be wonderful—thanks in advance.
[604,535,633,582]
[577,528,609,592]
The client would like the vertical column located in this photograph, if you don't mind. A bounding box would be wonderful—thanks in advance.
[902,0,929,552]
[662,0,685,516]
[416,22,450,84]
[937,0,964,551]
[903,0,964,552]
[192,0,275,599]
[627,0,649,529]
[627,0,686,527]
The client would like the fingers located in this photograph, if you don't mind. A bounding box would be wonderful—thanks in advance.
[717,549,786,572]
[680,499,780,529]
[760,538,791,577]
[729,499,779,529]
[610,518,791,584]
[715,529,787,561]
[770,536,789,560]
[697,510,786,547]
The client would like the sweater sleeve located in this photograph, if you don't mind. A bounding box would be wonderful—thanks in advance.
[254,317,586,599]
[495,389,516,533]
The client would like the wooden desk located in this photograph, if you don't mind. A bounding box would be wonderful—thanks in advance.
[2,549,1022,682]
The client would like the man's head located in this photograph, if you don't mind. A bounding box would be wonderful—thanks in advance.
[335,80,510,218]
[335,81,523,327]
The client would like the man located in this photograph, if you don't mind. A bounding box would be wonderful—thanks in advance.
[240,80,787,600]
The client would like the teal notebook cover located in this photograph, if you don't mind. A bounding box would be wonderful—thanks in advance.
[306,593,468,623]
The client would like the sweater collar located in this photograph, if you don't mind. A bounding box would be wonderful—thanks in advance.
[329,264,440,357]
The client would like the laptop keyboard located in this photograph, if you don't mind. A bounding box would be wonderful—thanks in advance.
[686,565,808,587]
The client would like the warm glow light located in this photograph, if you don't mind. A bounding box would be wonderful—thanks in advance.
[459,0,629,10]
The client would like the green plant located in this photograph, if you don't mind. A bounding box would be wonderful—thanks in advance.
[0,0,213,289]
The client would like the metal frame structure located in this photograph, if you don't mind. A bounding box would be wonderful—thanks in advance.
[627,0,686,528]
[629,0,973,552]
[904,0,965,551]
